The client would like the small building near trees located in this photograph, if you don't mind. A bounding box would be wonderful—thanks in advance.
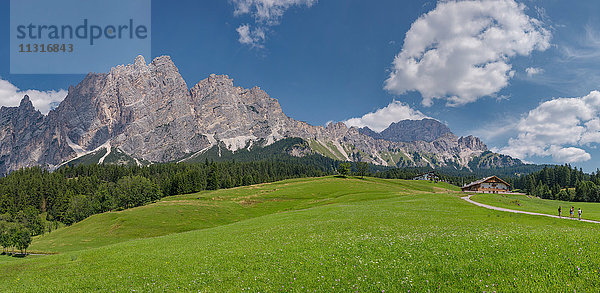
[412,171,439,181]
[461,176,510,193]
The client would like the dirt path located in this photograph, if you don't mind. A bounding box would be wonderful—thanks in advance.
[462,194,600,224]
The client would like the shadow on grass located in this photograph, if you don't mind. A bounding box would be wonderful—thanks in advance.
[334,175,368,180]
[1,252,32,258]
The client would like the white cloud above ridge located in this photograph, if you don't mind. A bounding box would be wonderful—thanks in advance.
[343,100,429,132]
[0,78,67,114]
[232,0,316,47]
[384,0,551,107]
[500,91,600,163]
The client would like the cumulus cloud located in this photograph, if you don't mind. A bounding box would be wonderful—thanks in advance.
[525,67,543,77]
[0,78,67,114]
[232,0,316,47]
[500,91,600,163]
[547,146,591,163]
[343,100,428,132]
[384,0,551,107]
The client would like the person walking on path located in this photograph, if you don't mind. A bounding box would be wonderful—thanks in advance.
[558,206,562,217]
[570,206,574,218]
[579,208,582,220]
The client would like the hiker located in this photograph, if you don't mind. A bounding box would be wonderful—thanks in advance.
[578,208,582,221]
[570,206,574,218]
[558,206,562,218]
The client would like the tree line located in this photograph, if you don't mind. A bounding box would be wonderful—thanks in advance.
[510,164,600,202]
[374,167,477,186]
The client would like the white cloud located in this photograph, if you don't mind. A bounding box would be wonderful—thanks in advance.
[547,146,591,163]
[384,0,551,107]
[236,24,266,48]
[500,91,600,163]
[343,100,428,132]
[233,0,317,24]
[0,78,67,114]
[525,67,543,77]
[232,0,316,47]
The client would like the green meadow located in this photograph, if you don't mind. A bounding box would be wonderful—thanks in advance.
[28,177,457,254]
[472,193,600,221]
[2,177,600,292]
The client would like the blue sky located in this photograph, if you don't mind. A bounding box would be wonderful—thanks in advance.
[2,0,600,171]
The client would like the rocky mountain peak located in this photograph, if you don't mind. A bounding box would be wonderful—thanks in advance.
[359,118,453,143]
[150,55,180,73]
[19,95,34,110]
[357,126,382,140]
[208,74,235,87]
[383,118,451,142]
[134,55,146,67]
[326,121,347,130]
[324,122,350,137]
[458,135,487,151]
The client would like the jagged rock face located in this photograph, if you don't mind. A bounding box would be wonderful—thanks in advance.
[458,135,487,150]
[0,55,515,173]
[0,96,72,173]
[190,74,289,149]
[53,55,209,162]
[332,128,488,168]
[360,118,452,142]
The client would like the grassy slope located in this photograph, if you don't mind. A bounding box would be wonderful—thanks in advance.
[3,178,600,291]
[471,193,600,221]
[29,177,458,254]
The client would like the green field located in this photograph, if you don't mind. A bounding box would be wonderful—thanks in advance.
[2,177,600,292]
[29,177,457,254]
[472,193,600,221]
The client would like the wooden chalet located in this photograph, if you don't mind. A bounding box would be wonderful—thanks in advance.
[461,176,510,193]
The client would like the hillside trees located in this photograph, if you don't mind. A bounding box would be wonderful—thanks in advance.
[0,159,330,227]
[114,176,162,209]
[337,162,351,177]
[13,227,31,254]
[356,162,369,178]
[0,223,31,254]
[13,207,43,236]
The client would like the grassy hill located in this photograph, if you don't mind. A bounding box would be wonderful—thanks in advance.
[28,177,458,254]
[2,177,600,291]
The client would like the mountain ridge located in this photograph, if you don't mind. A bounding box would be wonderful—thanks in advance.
[359,118,452,143]
[0,55,522,173]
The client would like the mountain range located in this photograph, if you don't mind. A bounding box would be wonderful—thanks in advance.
[0,55,523,174]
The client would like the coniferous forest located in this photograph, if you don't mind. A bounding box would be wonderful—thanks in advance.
[510,164,600,202]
